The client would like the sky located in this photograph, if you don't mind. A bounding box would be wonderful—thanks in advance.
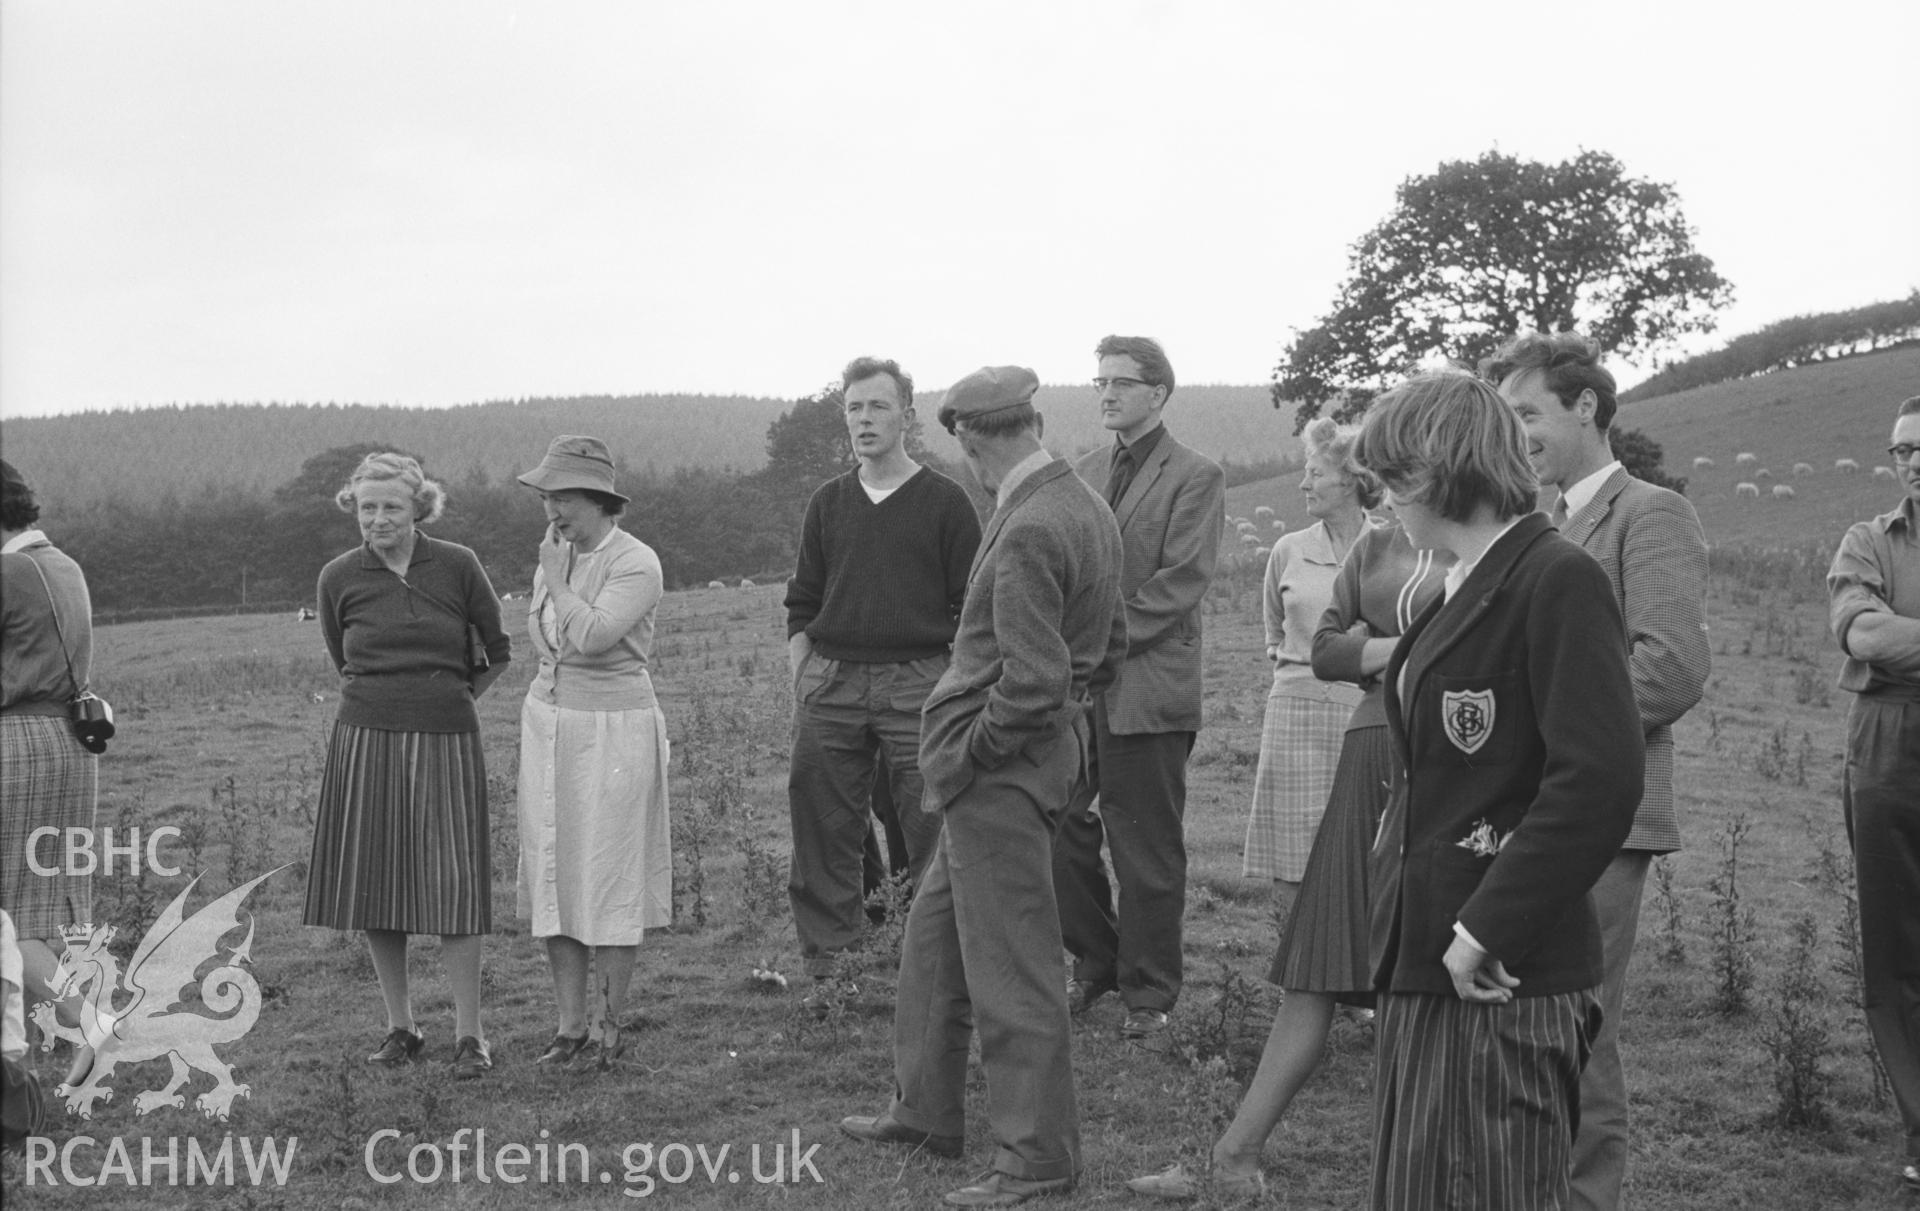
[2,0,1915,419]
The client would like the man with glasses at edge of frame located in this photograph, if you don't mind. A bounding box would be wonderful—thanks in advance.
[1827,395,1920,1198]
[1053,335,1225,1041]
[1485,331,1710,1210]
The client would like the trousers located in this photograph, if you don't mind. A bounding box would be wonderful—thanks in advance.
[788,655,946,977]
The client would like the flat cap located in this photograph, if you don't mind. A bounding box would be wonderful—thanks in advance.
[937,365,1040,432]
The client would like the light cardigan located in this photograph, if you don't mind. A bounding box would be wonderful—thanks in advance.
[1262,518,1375,708]
[0,531,93,717]
[526,526,663,711]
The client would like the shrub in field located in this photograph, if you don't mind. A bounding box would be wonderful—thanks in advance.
[1708,814,1758,1015]
[1653,856,1687,965]
[860,871,913,968]
[671,801,714,929]
[1762,912,1833,1128]
[1754,724,1793,783]
[1791,666,1831,708]
[1170,962,1270,1075]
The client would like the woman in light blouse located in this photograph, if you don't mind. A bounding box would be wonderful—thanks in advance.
[1241,419,1379,913]
[516,436,672,1069]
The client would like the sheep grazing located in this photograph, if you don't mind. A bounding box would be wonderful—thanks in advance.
[1772,484,1796,499]
[1755,468,1773,481]
[1792,463,1814,476]
[1254,505,1275,520]
[1736,482,1761,498]
[707,579,726,589]
[1835,457,1860,473]
[1692,456,1715,470]
[738,578,756,589]
[1874,466,1899,480]
[1735,451,1758,466]
[1271,519,1285,530]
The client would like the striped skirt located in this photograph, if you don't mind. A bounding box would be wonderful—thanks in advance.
[0,715,97,939]
[303,723,491,935]
[1268,725,1391,1000]
[1371,989,1601,1211]
[1242,693,1353,880]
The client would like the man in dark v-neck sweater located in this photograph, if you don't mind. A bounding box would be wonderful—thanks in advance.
[783,357,981,999]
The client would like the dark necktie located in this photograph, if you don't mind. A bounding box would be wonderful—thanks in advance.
[1106,445,1136,509]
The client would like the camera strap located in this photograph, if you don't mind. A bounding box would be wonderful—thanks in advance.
[20,550,89,703]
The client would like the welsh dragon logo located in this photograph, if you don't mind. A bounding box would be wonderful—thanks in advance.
[30,866,289,1121]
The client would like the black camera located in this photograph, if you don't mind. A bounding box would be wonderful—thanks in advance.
[70,693,115,755]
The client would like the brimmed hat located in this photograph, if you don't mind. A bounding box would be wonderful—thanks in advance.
[516,435,630,503]
[936,365,1040,433]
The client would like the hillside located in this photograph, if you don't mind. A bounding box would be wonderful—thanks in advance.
[1221,347,1918,555]
[1614,346,1917,547]
[0,383,1294,512]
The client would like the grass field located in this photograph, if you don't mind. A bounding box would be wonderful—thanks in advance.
[4,518,1917,1209]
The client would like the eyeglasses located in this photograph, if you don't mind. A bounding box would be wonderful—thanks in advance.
[1092,376,1151,392]
[1890,443,1920,462]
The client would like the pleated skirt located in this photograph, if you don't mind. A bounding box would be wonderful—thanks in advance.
[1269,724,1391,1000]
[1242,693,1352,880]
[303,722,491,935]
[0,715,97,939]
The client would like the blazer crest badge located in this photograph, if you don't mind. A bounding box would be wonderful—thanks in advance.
[1441,688,1495,756]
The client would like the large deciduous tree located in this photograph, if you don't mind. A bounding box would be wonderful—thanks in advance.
[1275,149,1733,428]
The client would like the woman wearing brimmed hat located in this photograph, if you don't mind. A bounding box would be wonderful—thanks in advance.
[515,436,672,1069]
[305,452,512,1079]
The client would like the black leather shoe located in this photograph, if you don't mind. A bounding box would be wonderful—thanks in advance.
[943,1169,1075,1206]
[1066,977,1115,1015]
[838,1113,963,1159]
[536,1033,588,1066]
[578,1024,624,1071]
[367,1027,425,1066]
[452,1035,492,1079]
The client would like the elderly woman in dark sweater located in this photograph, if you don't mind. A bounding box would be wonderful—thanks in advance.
[304,453,510,1079]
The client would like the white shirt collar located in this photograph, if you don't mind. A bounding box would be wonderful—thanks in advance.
[1559,460,1622,520]
[0,529,48,555]
[996,448,1054,507]
[1442,516,1527,601]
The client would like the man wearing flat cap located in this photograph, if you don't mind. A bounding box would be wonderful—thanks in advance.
[783,356,981,1008]
[1054,335,1225,1039]
[841,365,1125,1207]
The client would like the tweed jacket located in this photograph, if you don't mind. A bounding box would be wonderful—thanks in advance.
[1371,514,1644,998]
[1071,428,1225,734]
[918,460,1126,813]
[1558,466,1709,854]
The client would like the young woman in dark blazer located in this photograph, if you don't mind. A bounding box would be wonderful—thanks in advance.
[1353,372,1644,1211]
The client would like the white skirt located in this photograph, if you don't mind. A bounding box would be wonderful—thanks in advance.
[517,696,673,945]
